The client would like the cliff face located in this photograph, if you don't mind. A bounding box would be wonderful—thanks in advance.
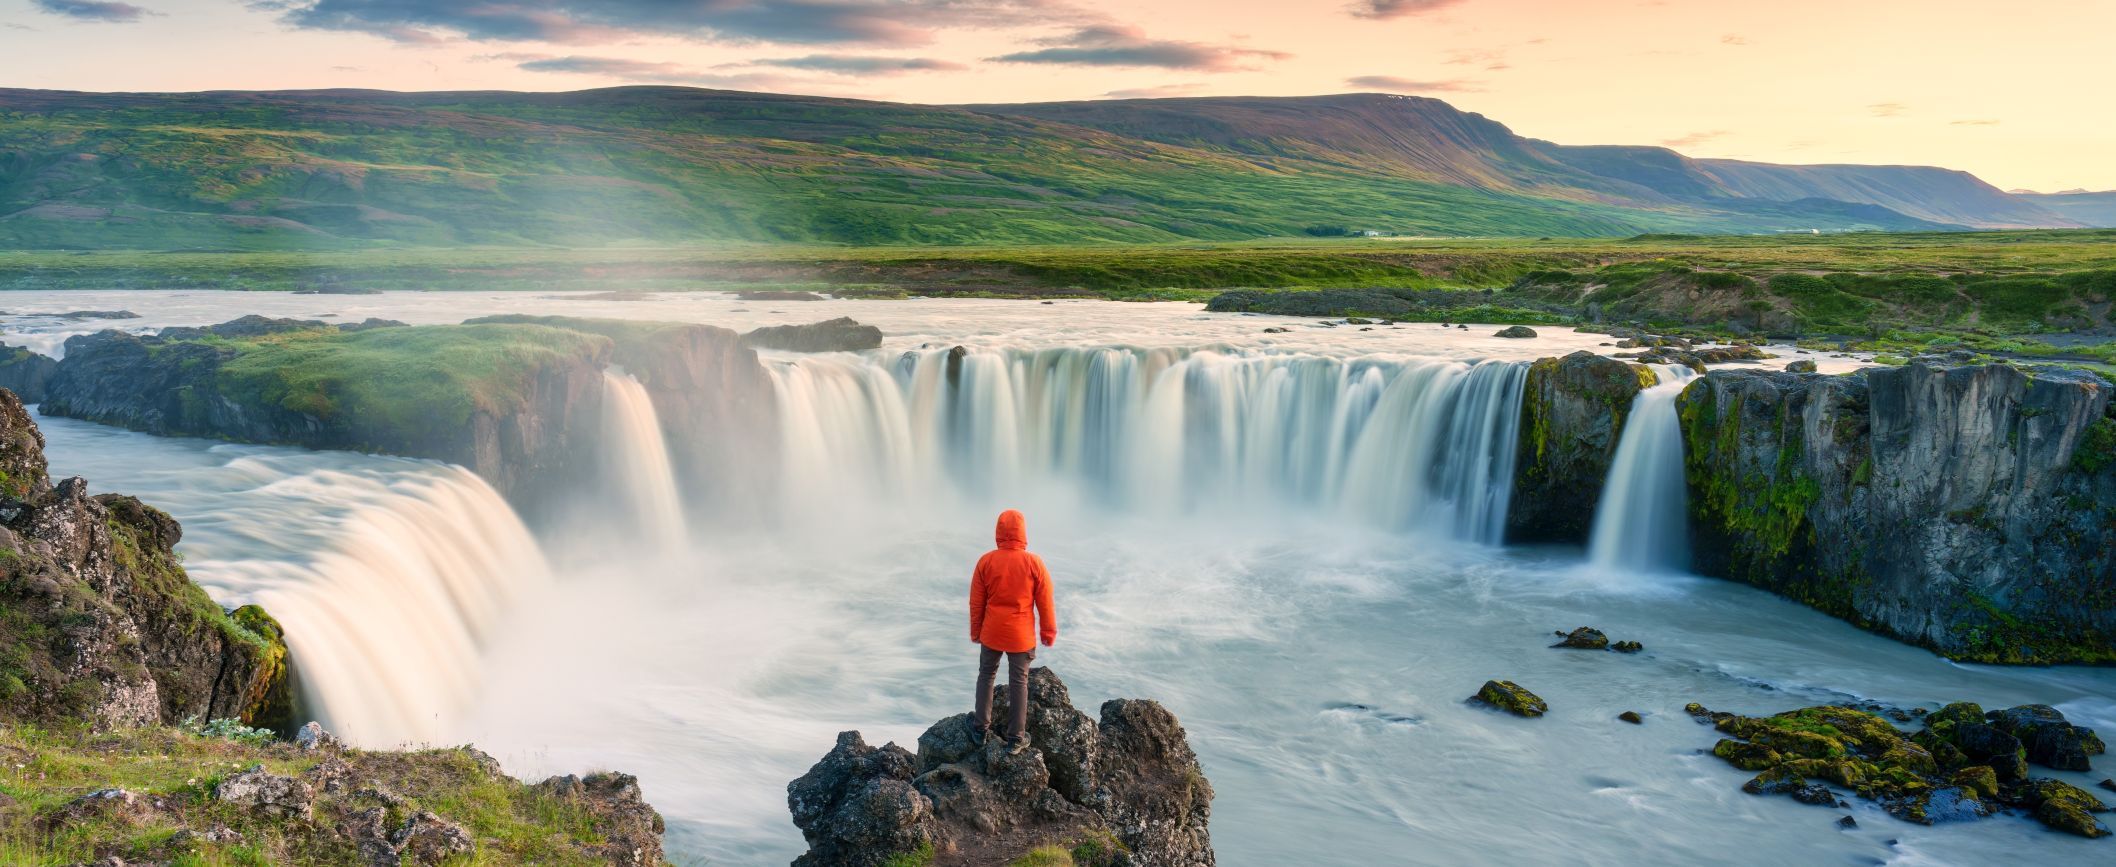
[789,668,1213,866]
[0,343,56,402]
[36,315,787,513]
[0,388,291,730]
[464,315,781,510]
[1677,363,2116,663]
[1507,350,1654,543]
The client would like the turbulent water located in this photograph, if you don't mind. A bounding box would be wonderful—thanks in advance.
[601,369,689,553]
[17,291,2113,866]
[1587,365,1700,573]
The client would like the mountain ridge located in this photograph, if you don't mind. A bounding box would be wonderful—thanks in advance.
[0,86,2077,249]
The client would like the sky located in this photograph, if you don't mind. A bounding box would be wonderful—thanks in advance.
[3,0,2113,192]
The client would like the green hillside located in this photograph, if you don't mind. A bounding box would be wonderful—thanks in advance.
[0,87,1971,250]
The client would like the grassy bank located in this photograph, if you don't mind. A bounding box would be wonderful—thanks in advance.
[0,722,635,865]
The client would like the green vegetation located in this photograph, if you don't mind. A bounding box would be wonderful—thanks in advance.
[879,842,935,867]
[0,89,1972,252]
[0,724,630,865]
[211,323,609,448]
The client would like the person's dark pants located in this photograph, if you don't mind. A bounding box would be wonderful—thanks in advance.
[974,644,1034,743]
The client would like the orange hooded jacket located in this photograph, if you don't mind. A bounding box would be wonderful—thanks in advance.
[970,509,1058,653]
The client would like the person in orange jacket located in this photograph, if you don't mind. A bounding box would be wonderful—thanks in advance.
[970,508,1058,751]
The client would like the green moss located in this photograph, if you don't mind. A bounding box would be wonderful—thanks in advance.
[2072,416,2116,474]
[881,842,936,867]
[1008,845,1076,867]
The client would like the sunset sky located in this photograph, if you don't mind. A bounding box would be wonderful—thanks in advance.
[4,0,2112,191]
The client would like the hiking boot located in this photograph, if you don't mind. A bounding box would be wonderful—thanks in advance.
[1005,735,1030,755]
[969,726,988,747]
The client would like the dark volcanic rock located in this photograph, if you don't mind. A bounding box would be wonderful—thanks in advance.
[0,344,57,403]
[1508,351,1654,543]
[532,772,667,866]
[1552,626,1610,649]
[1494,325,1538,338]
[1676,362,2116,663]
[0,388,289,731]
[790,667,1213,866]
[1710,701,2111,838]
[1985,704,2105,771]
[741,317,885,353]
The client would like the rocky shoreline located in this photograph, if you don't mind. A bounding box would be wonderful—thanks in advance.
[0,385,670,865]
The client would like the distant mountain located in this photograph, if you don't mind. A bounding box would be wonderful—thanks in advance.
[2013,190,2116,228]
[0,87,2074,249]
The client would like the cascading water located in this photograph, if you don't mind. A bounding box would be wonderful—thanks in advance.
[761,346,1527,544]
[30,412,553,748]
[600,369,687,551]
[1586,364,1700,572]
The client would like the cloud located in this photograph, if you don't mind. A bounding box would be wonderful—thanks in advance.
[1950,118,2000,126]
[1720,34,1748,45]
[1345,75,1479,93]
[990,25,1288,71]
[752,54,964,74]
[1102,83,1207,99]
[513,54,794,88]
[1445,48,1510,70]
[1662,129,1729,148]
[270,0,1068,48]
[1868,102,1908,117]
[1349,0,1466,20]
[32,0,152,22]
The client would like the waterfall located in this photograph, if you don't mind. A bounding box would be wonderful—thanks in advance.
[762,346,1528,544]
[244,467,554,746]
[1586,365,1699,572]
[601,369,687,551]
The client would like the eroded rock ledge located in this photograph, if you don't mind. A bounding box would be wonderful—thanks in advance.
[788,668,1213,866]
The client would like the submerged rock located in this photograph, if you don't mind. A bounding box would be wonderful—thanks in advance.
[1552,626,1610,649]
[1469,680,1547,718]
[1619,711,1643,725]
[1611,640,1644,653]
[789,667,1213,866]
[1494,325,1538,338]
[1786,359,1818,373]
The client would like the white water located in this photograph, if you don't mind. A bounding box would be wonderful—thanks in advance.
[35,412,551,747]
[1587,365,1700,573]
[600,369,687,552]
[769,347,1525,544]
[20,291,2113,866]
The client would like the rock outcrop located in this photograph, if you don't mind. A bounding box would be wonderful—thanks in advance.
[1677,362,2116,662]
[1701,701,2108,838]
[40,315,782,510]
[0,343,57,402]
[788,667,1213,866]
[1507,350,1655,543]
[742,317,885,353]
[0,387,290,731]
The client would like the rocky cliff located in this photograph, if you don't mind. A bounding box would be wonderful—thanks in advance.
[38,314,786,511]
[1676,362,2116,663]
[1507,350,1655,543]
[0,387,291,731]
[788,668,1213,866]
[0,343,56,402]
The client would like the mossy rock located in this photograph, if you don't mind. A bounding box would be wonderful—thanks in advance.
[1469,680,1547,718]
[1951,765,2000,799]
[2020,779,2112,838]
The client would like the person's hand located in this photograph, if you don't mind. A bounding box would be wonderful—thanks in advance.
[1041,637,1054,647]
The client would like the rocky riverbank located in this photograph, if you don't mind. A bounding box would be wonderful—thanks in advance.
[788,668,1213,866]
[0,385,671,865]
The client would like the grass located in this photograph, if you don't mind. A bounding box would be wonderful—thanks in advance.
[210,323,610,448]
[0,723,626,866]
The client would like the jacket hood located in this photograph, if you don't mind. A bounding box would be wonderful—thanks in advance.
[995,509,1027,550]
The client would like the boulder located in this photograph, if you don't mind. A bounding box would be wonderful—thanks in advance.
[741,317,885,353]
[1986,704,2105,771]
[1494,325,1538,338]
[533,773,667,867]
[1551,626,1609,649]
[1469,680,1547,718]
[1618,711,1643,725]
[1786,359,1818,373]
[390,811,476,864]
[790,668,1212,866]
[214,766,315,820]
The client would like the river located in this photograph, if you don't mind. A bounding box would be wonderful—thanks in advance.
[14,290,2109,865]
